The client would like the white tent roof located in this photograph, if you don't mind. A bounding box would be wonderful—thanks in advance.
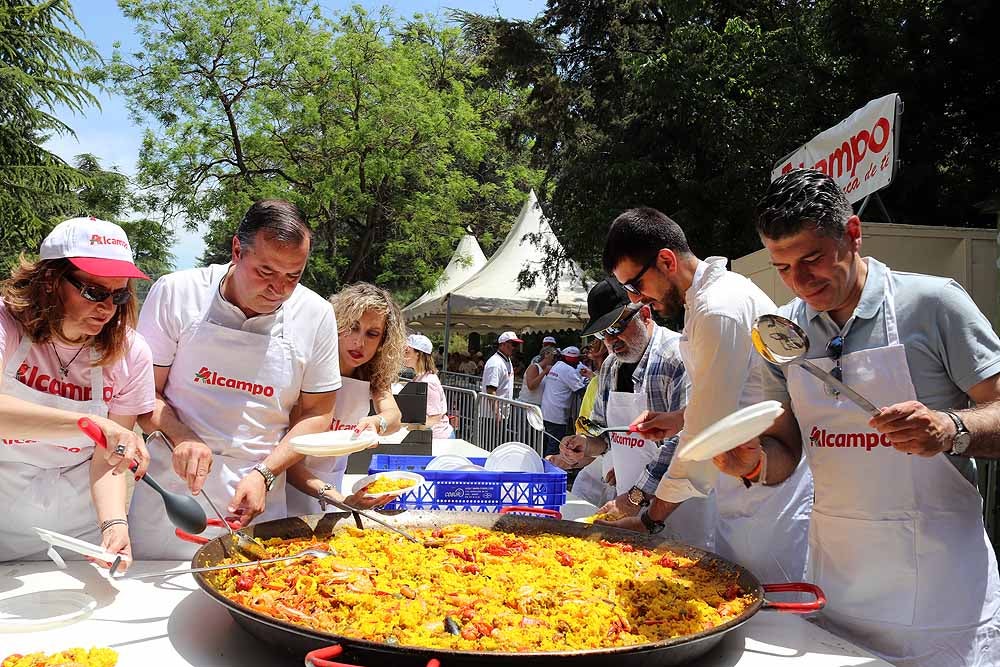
[405,191,592,333]
[402,233,487,314]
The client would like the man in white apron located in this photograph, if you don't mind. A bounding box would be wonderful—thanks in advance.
[712,169,1000,667]
[602,206,813,584]
[133,200,341,559]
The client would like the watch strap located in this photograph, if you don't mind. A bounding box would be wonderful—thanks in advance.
[639,508,665,534]
[943,410,970,455]
[253,463,276,491]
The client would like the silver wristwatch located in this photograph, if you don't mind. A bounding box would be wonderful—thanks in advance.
[252,463,277,491]
[317,483,335,510]
[943,410,971,456]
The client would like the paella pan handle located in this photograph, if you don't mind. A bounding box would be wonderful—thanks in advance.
[175,517,242,545]
[499,506,563,519]
[304,643,441,667]
[760,582,826,613]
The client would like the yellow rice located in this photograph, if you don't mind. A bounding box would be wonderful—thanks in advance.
[211,524,752,652]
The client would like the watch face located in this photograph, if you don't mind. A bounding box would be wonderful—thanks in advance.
[953,432,972,455]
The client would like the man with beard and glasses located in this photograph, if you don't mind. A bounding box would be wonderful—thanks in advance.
[596,207,812,584]
[558,279,715,546]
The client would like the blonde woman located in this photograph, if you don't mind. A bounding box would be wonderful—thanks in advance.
[286,283,406,514]
[403,333,454,439]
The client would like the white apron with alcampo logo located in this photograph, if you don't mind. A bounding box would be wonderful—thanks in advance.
[286,376,371,516]
[0,336,108,560]
[130,284,300,559]
[788,270,1000,667]
[607,388,716,550]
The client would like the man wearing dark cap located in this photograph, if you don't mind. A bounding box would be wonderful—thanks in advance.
[560,279,716,546]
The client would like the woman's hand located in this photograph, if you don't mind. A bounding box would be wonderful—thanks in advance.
[97,417,148,478]
[97,522,132,573]
[355,415,385,436]
[343,487,394,510]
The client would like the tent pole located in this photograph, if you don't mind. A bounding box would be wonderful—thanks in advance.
[443,297,452,373]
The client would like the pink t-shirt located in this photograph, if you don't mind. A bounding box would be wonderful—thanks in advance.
[0,302,156,416]
[415,372,452,439]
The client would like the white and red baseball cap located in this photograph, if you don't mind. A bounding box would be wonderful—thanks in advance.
[542,335,557,345]
[497,331,523,344]
[40,217,149,279]
[562,346,581,359]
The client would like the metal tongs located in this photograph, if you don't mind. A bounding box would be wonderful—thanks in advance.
[319,492,421,544]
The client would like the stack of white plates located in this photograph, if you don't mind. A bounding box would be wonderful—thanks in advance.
[289,430,378,457]
[484,442,545,473]
[425,454,475,471]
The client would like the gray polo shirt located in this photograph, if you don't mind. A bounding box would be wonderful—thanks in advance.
[763,256,1000,482]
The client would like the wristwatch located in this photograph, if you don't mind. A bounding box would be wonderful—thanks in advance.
[626,486,650,508]
[317,483,335,511]
[943,410,971,456]
[639,508,666,535]
[252,463,277,491]
[377,415,388,435]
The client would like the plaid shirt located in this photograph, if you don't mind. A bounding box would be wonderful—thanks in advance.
[591,324,689,494]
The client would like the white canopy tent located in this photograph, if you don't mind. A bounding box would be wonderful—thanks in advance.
[405,191,591,366]
[402,233,487,316]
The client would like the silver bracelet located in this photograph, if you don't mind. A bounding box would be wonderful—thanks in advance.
[100,518,128,532]
[317,483,335,510]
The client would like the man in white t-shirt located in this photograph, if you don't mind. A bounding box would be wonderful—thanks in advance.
[540,346,586,453]
[481,331,521,400]
[133,200,341,558]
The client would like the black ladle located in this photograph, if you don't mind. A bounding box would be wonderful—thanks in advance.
[78,417,208,535]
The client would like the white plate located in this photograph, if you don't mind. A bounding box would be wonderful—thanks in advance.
[484,442,545,473]
[0,590,97,632]
[33,527,131,564]
[424,454,475,471]
[351,471,425,499]
[674,400,785,462]
[290,430,378,457]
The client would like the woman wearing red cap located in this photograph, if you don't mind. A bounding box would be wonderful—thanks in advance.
[0,217,154,569]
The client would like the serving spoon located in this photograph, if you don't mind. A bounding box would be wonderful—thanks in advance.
[130,547,335,579]
[78,418,207,535]
[575,416,646,439]
[752,314,880,416]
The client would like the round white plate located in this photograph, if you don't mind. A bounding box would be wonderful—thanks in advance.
[290,430,378,457]
[351,471,425,498]
[484,442,544,473]
[0,590,97,632]
[424,454,475,471]
[674,400,785,462]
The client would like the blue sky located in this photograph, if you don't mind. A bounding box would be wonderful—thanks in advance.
[47,0,543,269]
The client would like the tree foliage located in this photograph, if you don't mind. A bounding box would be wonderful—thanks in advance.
[106,0,541,299]
[460,0,1000,272]
[0,0,98,268]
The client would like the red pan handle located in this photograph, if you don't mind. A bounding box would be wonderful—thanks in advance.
[175,518,242,544]
[760,582,826,613]
[304,644,440,667]
[499,506,562,520]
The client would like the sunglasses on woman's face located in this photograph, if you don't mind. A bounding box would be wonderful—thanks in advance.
[64,273,132,306]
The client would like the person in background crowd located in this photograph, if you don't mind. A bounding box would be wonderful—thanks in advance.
[518,345,558,407]
[577,337,609,420]
[458,353,478,375]
[713,169,1000,667]
[0,217,153,569]
[481,331,521,400]
[594,206,812,584]
[286,283,405,514]
[134,200,340,558]
[532,335,559,364]
[540,346,585,454]
[404,333,454,439]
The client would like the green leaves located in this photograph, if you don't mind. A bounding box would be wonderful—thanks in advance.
[108,0,541,296]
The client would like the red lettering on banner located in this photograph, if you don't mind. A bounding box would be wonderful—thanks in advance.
[809,425,891,451]
[776,115,893,181]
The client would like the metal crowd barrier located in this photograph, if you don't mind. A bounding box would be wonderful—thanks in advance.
[473,393,544,456]
[443,385,478,441]
[440,371,482,391]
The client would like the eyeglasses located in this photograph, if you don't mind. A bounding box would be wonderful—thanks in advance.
[826,335,844,397]
[64,273,132,306]
[595,304,642,340]
[621,255,657,295]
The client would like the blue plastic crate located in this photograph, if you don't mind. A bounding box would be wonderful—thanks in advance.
[368,454,567,513]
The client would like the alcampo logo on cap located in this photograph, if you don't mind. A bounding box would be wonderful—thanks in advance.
[90,234,130,249]
[809,425,892,452]
[193,366,275,397]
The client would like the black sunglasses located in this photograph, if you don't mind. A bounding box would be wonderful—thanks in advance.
[64,273,132,306]
[595,304,642,340]
[826,335,844,396]
[621,255,657,295]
